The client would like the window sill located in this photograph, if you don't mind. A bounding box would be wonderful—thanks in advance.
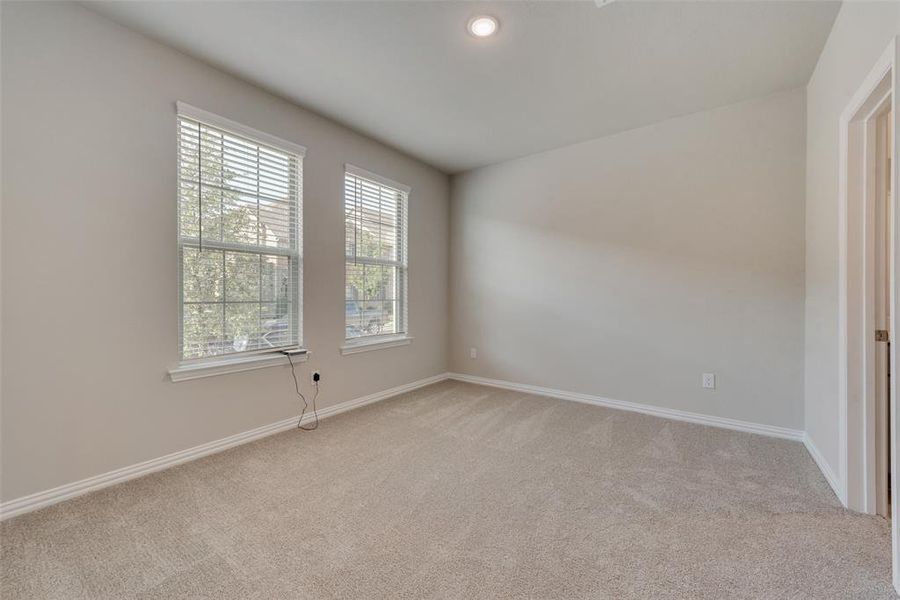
[169,349,309,382]
[340,335,413,356]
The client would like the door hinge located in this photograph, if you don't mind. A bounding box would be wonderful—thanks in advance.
[876,329,890,342]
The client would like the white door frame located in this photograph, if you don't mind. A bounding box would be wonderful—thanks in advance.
[838,36,900,591]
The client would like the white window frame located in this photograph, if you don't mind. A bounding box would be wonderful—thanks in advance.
[169,102,307,381]
[341,164,412,355]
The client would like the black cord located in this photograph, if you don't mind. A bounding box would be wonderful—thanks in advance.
[286,352,319,431]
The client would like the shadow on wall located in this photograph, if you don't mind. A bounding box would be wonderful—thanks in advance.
[462,215,796,414]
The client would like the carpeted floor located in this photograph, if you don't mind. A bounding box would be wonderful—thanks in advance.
[1,380,895,599]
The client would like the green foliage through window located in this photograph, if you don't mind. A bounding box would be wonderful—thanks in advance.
[178,115,301,359]
[344,170,407,340]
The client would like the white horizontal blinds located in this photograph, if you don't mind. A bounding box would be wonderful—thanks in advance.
[177,114,302,360]
[344,168,408,340]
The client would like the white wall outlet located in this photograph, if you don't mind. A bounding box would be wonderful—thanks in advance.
[702,373,716,389]
[469,347,477,359]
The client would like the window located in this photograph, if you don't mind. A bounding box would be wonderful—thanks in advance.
[176,103,304,362]
[344,165,409,345]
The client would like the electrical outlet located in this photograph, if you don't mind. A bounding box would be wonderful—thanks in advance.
[702,373,716,389]
[311,371,321,385]
[470,347,477,359]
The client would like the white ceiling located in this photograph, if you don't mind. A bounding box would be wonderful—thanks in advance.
[87,1,840,173]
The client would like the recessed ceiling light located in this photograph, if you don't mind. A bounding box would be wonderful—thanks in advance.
[467,16,499,38]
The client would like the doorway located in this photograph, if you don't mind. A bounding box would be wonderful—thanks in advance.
[838,35,900,593]
[840,45,894,515]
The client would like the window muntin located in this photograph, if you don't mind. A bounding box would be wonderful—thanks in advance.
[177,108,302,360]
[344,167,409,342]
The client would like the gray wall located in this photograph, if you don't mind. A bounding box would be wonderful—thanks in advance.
[804,2,900,477]
[0,2,449,502]
[450,90,806,429]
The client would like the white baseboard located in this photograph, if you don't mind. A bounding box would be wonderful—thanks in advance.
[1,371,831,521]
[802,433,845,504]
[447,372,805,441]
[0,372,450,521]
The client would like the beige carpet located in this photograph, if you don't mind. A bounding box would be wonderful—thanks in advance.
[1,380,895,599]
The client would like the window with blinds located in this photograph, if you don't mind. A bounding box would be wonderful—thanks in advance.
[176,103,304,361]
[344,166,409,342]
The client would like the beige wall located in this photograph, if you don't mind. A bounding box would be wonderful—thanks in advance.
[7,0,891,507]
[450,90,806,429]
[804,2,900,478]
[0,2,449,502]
